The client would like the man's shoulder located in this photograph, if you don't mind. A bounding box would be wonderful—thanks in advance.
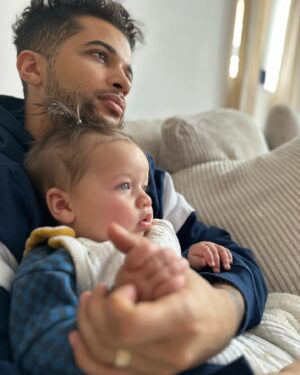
[0,151,32,194]
[0,95,31,164]
[0,96,24,120]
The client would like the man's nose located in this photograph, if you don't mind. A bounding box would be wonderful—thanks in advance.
[108,67,131,96]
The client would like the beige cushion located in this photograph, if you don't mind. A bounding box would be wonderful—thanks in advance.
[159,109,268,173]
[265,105,300,150]
[123,118,163,163]
[159,112,300,294]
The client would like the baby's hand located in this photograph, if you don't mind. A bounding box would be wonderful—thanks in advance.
[115,248,189,301]
[188,242,233,272]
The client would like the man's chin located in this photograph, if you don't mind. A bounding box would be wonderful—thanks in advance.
[79,99,124,128]
[100,114,124,128]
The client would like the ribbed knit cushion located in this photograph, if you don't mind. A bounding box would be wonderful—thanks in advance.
[159,109,268,173]
[265,105,300,150]
[168,137,300,294]
[123,118,163,163]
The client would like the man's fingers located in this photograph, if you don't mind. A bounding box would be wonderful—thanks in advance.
[69,330,106,375]
[107,223,139,254]
[153,275,186,299]
[69,331,140,375]
[124,242,159,270]
[77,285,114,363]
[108,222,159,270]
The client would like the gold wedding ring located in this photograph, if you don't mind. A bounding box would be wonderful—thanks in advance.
[113,349,132,368]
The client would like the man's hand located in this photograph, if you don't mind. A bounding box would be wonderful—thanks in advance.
[69,224,245,375]
[115,247,188,301]
[268,360,300,375]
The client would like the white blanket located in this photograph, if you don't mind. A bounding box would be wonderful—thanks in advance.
[209,293,300,374]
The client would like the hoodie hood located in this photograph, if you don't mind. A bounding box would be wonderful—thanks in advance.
[0,95,33,164]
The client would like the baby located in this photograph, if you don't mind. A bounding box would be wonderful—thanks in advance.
[22,122,232,300]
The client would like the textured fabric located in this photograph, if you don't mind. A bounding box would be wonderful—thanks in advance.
[160,118,300,294]
[161,172,194,233]
[181,356,254,375]
[0,288,12,362]
[146,219,181,254]
[0,96,53,263]
[0,96,54,374]
[209,292,300,374]
[124,118,163,162]
[158,109,268,173]
[0,243,18,291]
[265,105,300,150]
[10,248,82,375]
[24,225,76,254]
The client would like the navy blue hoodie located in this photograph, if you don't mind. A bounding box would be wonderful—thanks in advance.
[0,95,264,374]
[0,96,52,374]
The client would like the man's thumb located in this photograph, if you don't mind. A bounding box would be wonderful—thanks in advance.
[107,222,139,254]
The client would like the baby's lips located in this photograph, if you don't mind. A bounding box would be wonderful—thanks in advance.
[138,213,153,229]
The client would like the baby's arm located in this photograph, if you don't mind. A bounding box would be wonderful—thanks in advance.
[115,246,188,301]
[188,241,233,272]
[10,247,82,375]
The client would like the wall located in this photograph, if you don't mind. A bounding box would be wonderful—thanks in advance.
[0,1,26,98]
[0,0,235,120]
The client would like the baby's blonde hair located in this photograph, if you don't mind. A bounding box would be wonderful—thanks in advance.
[25,125,137,197]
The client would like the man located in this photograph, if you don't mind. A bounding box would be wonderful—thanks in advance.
[0,1,267,374]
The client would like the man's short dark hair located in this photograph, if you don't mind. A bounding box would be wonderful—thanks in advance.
[13,0,143,59]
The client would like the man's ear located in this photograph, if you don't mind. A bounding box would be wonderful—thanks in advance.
[16,50,46,86]
[46,187,75,225]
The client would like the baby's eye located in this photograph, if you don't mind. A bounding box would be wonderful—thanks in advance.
[142,185,148,192]
[119,182,130,190]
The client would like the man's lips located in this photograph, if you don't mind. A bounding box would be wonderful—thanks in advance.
[97,94,125,116]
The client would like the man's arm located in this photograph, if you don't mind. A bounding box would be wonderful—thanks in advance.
[71,225,254,375]
[212,283,245,334]
[0,162,42,373]
[147,156,267,333]
[268,361,300,375]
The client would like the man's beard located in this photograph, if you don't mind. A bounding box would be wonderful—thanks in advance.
[41,64,124,129]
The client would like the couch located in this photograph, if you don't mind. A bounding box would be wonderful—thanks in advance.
[123,105,300,374]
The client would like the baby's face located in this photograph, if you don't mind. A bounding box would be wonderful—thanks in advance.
[69,140,153,241]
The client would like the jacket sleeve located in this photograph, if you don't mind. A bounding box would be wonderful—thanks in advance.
[0,158,40,263]
[0,242,19,373]
[0,157,43,373]
[146,154,268,334]
[10,247,84,375]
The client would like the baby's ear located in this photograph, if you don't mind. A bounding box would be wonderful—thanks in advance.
[46,187,75,224]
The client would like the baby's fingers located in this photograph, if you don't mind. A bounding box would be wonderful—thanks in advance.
[217,246,232,270]
[207,245,221,272]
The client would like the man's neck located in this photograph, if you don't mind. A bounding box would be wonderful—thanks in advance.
[24,100,54,141]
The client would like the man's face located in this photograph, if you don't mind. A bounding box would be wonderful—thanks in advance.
[44,16,132,126]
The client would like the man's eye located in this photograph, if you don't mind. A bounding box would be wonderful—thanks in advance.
[119,182,130,190]
[94,51,107,62]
